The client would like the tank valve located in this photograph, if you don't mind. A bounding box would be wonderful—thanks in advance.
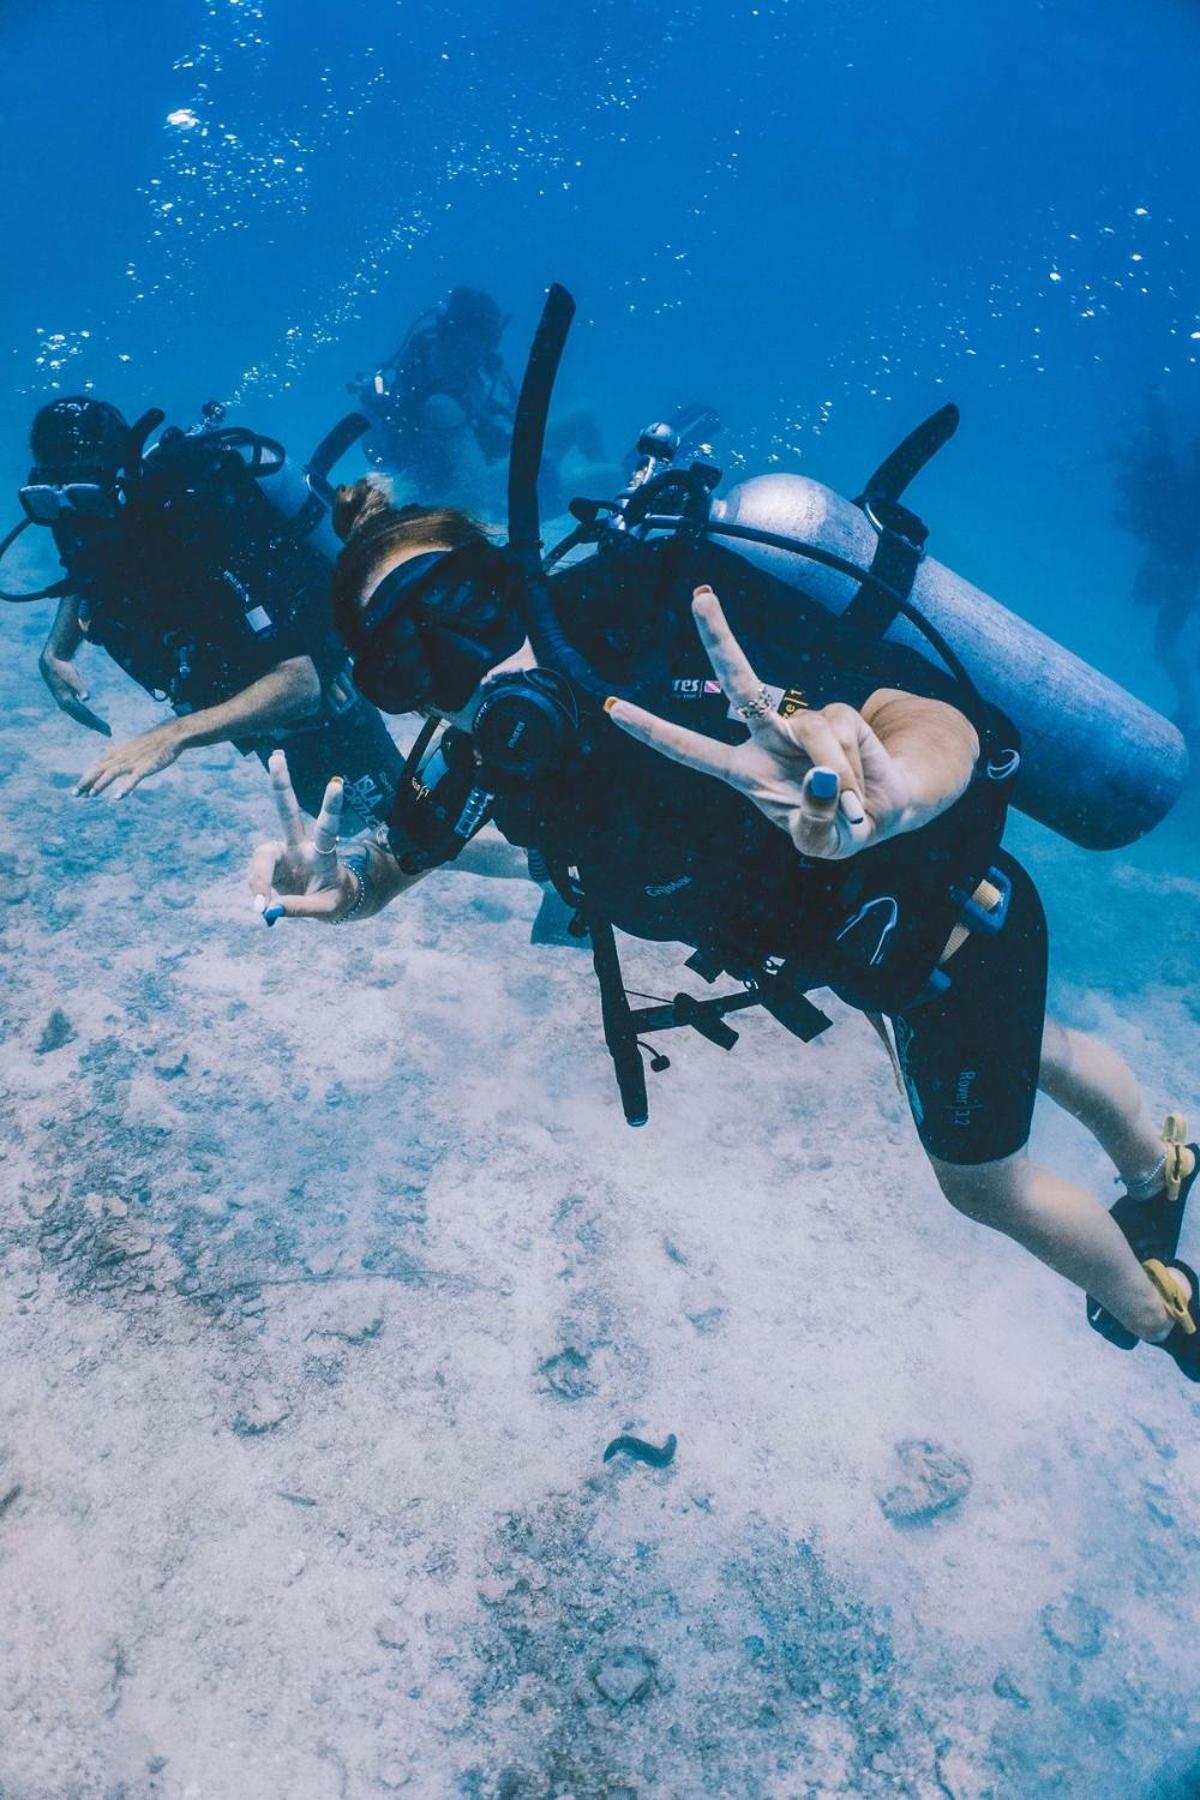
[636,421,678,463]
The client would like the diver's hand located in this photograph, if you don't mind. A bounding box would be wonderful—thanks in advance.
[247,752,359,923]
[606,585,916,861]
[74,720,186,800]
[39,650,111,737]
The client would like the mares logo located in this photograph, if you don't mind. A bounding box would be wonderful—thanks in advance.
[671,678,724,700]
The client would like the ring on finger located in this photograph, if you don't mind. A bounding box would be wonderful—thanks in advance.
[735,685,777,722]
[313,829,339,855]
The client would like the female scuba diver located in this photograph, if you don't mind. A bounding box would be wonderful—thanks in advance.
[247,472,1200,1385]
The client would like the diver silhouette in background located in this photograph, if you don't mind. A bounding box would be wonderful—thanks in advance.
[353,286,609,511]
[1113,397,1200,741]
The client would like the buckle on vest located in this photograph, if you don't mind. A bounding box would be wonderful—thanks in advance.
[959,865,1011,935]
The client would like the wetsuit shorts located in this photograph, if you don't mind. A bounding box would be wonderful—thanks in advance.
[889,852,1047,1166]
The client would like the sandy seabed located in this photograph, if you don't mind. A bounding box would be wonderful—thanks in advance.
[2,601,1200,1800]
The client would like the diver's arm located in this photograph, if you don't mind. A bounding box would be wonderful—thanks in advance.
[337,834,428,918]
[39,597,111,736]
[42,594,85,660]
[170,655,322,751]
[75,656,324,799]
[858,687,979,831]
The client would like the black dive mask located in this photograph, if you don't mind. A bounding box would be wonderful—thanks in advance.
[349,541,525,715]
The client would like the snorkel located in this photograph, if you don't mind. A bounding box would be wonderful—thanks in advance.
[503,282,612,701]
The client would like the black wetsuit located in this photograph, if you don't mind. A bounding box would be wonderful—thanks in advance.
[389,539,1046,1163]
[52,452,403,828]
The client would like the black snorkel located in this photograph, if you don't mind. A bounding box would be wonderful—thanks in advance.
[502,283,653,1124]
[505,283,614,703]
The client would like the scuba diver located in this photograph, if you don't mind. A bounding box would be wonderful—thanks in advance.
[1112,397,1200,742]
[250,286,1199,1384]
[3,395,405,827]
[353,285,609,513]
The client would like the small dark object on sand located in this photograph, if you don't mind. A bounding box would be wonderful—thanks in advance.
[35,1009,76,1055]
[603,1432,677,1468]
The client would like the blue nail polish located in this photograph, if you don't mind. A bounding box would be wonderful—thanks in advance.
[809,768,839,801]
[263,905,286,927]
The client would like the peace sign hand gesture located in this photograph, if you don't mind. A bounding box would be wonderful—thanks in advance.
[605,585,919,861]
[248,751,361,924]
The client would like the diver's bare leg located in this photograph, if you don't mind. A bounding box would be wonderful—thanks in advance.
[1037,1017,1165,1185]
[929,1149,1172,1342]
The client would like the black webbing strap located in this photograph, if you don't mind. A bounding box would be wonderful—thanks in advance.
[582,887,650,1127]
[840,498,928,640]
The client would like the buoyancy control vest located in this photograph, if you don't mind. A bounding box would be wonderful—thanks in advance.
[62,423,340,701]
[517,535,1015,1015]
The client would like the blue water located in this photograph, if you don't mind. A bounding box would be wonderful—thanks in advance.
[4,0,1199,697]
[3,5,1200,1795]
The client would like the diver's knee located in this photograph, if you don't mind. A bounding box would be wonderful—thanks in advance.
[1040,1015,1069,1069]
[928,1150,1030,1222]
[1037,1015,1077,1092]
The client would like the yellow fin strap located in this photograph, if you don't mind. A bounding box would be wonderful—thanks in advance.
[1162,1113,1190,1205]
[1143,1259,1197,1335]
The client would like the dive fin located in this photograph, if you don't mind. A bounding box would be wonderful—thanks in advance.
[856,402,960,505]
[1087,1126,1199,1351]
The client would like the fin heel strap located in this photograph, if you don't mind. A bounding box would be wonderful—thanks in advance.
[1163,1114,1191,1205]
[1143,1258,1198,1335]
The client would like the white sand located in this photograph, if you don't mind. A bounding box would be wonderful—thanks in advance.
[2,610,1199,1798]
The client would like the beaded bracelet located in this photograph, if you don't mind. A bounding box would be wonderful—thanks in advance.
[333,853,372,925]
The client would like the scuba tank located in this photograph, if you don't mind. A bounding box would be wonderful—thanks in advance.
[710,470,1188,851]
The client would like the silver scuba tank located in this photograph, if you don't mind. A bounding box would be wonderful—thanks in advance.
[710,472,1188,850]
[226,408,370,568]
[256,454,342,564]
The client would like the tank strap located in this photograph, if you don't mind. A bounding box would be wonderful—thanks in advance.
[841,496,928,639]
